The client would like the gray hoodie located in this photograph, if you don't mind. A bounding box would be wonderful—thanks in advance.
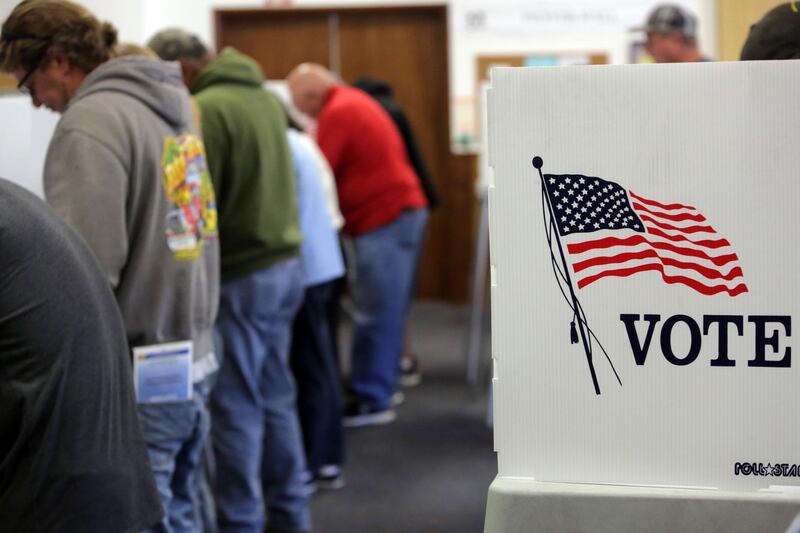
[44,57,219,370]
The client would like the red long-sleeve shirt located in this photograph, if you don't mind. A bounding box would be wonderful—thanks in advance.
[317,85,427,236]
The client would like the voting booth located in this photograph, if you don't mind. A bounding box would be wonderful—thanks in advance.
[484,60,800,532]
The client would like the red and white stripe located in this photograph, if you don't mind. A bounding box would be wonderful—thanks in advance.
[565,191,748,297]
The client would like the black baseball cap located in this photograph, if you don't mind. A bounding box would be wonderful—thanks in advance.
[632,4,698,37]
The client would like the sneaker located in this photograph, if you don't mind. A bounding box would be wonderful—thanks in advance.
[316,465,346,491]
[391,390,405,407]
[300,470,318,496]
[399,355,422,387]
[342,400,396,428]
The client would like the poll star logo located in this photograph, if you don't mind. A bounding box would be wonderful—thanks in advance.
[532,156,764,395]
[735,462,800,477]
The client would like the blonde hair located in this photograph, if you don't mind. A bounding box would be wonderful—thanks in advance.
[115,42,157,59]
[0,0,117,74]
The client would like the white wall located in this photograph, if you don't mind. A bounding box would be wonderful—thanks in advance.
[450,0,715,92]
[9,0,710,99]
[139,0,715,144]
[142,0,716,146]
[0,0,718,184]
[0,0,145,40]
[0,0,720,91]
[0,96,59,196]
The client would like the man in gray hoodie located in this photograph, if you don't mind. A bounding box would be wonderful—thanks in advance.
[0,1,220,531]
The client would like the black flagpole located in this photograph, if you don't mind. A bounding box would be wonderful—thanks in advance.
[533,156,601,395]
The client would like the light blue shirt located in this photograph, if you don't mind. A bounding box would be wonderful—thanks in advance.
[287,129,345,287]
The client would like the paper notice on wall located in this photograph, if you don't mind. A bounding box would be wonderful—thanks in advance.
[453,0,699,36]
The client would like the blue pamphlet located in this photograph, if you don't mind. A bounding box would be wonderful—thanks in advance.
[133,341,193,403]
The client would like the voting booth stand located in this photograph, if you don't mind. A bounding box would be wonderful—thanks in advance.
[484,61,800,532]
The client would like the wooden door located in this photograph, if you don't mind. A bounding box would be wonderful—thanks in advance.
[213,10,331,77]
[337,8,457,302]
[216,6,476,303]
[0,74,16,92]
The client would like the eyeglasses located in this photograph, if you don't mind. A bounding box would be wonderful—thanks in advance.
[17,48,47,97]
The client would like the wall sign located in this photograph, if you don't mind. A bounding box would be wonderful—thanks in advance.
[454,0,699,36]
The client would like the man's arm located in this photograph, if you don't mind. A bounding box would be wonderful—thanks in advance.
[196,97,229,206]
[316,109,348,175]
[44,129,128,289]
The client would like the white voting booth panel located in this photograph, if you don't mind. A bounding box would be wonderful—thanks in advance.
[485,61,800,532]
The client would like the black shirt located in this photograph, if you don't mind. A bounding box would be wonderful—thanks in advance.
[0,179,163,532]
[353,77,442,209]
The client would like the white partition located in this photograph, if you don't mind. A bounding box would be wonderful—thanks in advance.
[485,60,800,531]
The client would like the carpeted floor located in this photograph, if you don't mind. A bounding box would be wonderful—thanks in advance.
[310,301,496,533]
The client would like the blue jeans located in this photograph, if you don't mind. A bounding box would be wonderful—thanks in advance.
[349,208,429,410]
[138,378,212,533]
[211,258,310,533]
[290,279,345,474]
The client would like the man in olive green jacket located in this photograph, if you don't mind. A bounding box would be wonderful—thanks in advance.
[149,30,309,533]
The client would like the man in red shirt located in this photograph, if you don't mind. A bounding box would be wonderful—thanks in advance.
[288,63,428,427]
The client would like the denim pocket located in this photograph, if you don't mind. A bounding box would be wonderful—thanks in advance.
[137,400,196,445]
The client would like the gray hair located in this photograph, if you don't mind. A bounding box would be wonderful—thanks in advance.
[147,28,207,61]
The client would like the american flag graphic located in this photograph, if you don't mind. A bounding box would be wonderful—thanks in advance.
[543,174,748,297]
